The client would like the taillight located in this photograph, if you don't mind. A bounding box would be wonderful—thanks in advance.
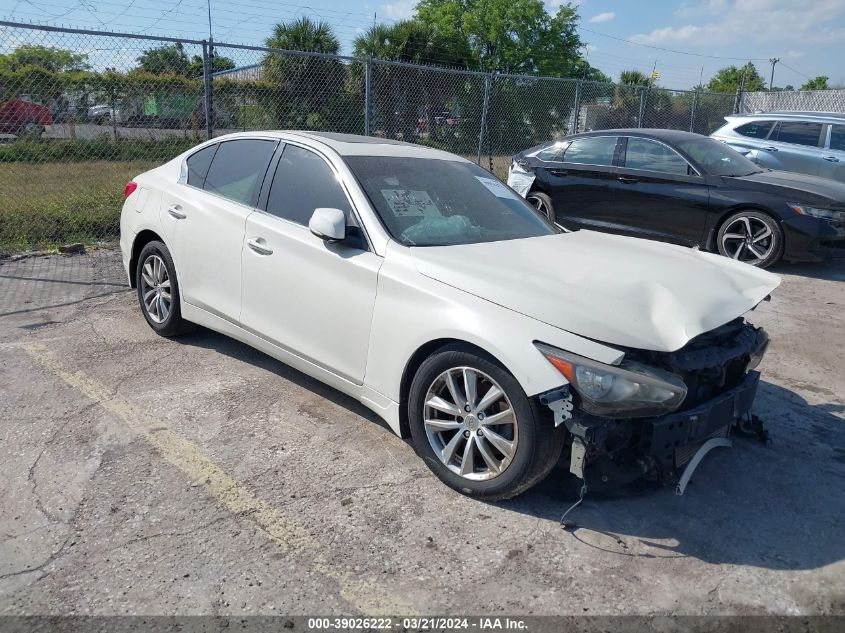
[124,181,138,199]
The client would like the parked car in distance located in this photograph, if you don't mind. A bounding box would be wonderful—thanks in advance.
[87,103,122,124]
[0,94,52,139]
[508,129,845,268]
[121,131,779,500]
[711,112,845,183]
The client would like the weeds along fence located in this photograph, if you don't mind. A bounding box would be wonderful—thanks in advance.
[0,21,738,256]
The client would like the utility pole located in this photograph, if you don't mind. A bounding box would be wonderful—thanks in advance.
[207,0,213,40]
[768,57,779,90]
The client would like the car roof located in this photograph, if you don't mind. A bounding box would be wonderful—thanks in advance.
[727,111,845,123]
[567,128,707,142]
[206,130,469,161]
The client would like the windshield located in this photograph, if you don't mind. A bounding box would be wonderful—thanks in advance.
[345,156,557,247]
[675,137,762,177]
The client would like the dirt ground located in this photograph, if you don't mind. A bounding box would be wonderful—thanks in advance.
[0,248,843,617]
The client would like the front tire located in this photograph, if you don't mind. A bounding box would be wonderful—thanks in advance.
[408,345,565,500]
[717,210,783,268]
[135,240,193,336]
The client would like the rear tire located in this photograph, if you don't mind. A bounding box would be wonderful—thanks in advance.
[408,344,565,500]
[716,210,783,268]
[526,191,556,224]
[135,240,194,337]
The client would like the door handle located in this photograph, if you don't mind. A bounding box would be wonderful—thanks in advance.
[823,156,840,163]
[617,176,638,184]
[247,238,273,256]
[762,146,778,152]
[548,169,568,177]
[167,205,186,219]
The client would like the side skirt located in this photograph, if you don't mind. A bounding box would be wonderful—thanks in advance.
[180,303,402,436]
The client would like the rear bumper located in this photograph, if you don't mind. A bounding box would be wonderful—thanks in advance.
[782,215,845,261]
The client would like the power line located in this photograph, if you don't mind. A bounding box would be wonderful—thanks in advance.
[779,60,811,80]
[578,25,771,61]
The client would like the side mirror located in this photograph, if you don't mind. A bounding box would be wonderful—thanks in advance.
[308,207,346,242]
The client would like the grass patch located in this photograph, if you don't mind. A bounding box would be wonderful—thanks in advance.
[0,160,158,256]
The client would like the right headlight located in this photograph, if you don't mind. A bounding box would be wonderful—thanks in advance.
[788,202,845,222]
[535,343,687,418]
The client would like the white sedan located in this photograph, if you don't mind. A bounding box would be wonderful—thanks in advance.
[120,131,780,500]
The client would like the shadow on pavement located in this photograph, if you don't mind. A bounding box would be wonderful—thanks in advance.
[169,319,845,573]
[500,379,845,571]
[771,258,845,281]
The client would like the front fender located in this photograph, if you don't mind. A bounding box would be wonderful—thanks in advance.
[364,246,624,405]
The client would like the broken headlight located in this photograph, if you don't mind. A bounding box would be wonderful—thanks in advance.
[535,343,687,418]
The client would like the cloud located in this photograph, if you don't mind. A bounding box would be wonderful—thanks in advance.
[631,0,845,46]
[589,11,615,24]
[379,0,415,20]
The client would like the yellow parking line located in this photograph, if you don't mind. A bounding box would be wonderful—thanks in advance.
[23,342,416,616]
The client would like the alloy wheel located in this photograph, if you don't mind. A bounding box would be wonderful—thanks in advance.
[423,366,518,481]
[139,254,172,324]
[526,194,551,219]
[720,215,775,265]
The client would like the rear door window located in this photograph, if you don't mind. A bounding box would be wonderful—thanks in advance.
[185,144,218,187]
[623,137,689,175]
[562,136,618,166]
[203,139,276,206]
[830,125,845,151]
[735,120,775,139]
[772,121,824,147]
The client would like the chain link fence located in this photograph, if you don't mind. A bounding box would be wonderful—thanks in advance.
[739,88,845,114]
[0,21,741,259]
[0,21,745,316]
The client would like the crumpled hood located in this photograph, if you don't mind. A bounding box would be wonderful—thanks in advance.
[411,231,780,352]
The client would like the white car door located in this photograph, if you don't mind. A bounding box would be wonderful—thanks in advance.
[161,138,277,322]
[240,142,382,385]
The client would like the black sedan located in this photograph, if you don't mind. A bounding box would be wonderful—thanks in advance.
[507,129,845,268]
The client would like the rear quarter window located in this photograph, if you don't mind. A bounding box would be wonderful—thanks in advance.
[185,144,218,187]
[735,120,775,139]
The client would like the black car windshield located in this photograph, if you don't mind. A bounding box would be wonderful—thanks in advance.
[675,137,762,177]
[345,156,557,246]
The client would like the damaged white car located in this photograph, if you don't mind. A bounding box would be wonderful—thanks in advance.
[120,131,780,500]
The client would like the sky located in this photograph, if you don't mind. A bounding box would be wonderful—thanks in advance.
[1,0,844,89]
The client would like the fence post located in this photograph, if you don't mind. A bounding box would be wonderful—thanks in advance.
[733,73,745,114]
[690,89,698,132]
[637,87,646,128]
[364,58,372,136]
[572,80,582,134]
[476,71,493,166]
[202,39,214,139]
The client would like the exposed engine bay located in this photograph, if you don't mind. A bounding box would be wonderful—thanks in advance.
[540,318,770,494]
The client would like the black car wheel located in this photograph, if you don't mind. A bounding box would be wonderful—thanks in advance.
[717,210,783,268]
[526,191,556,223]
[408,344,565,500]
[135,241,194,336]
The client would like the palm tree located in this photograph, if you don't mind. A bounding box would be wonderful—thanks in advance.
[263,17,344,129]
[265,16,340,54]
[619,69,651,87]
[353,20,469,141]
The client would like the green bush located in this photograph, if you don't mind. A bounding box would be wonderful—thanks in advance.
[0,138,198,163]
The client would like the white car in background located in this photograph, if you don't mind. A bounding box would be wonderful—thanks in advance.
[120,131,779,500]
